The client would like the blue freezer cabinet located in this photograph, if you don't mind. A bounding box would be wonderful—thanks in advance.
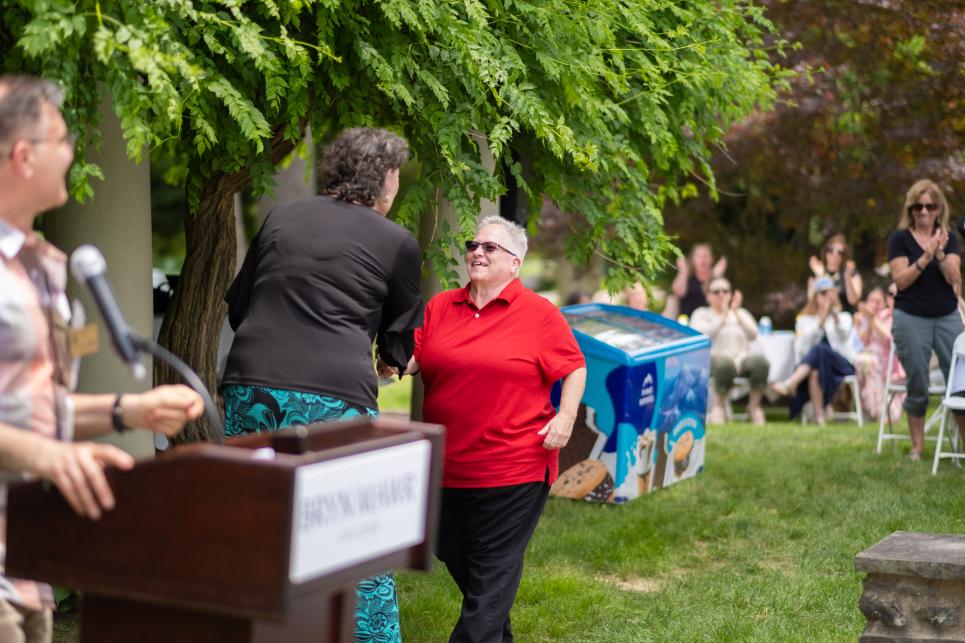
[551,304,710,504]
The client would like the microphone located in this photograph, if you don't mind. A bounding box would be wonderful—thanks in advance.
[69,245,147,381]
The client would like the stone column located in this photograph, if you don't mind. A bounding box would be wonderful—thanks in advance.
[43,97,154,458]
[855,531,965,642]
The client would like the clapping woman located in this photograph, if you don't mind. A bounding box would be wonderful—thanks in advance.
[808,233,862,314]
[887,179,965,460]
[690,278,770,425]
[852,286,904,422]
[772,276,855,425]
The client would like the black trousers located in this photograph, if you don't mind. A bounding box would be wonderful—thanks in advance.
[436,479,550,643]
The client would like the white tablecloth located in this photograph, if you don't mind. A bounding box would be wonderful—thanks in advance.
[750,331,796,383]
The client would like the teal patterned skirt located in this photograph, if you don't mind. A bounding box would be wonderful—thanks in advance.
[224,384,401,643]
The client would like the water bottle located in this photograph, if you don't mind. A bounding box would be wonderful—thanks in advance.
[758,316,772,335]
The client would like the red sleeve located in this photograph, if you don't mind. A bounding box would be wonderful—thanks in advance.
[537,308,585,382]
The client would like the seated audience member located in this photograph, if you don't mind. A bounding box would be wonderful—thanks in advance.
[664,243,726,319]
[771,276,855,425]
[690,277,770,425]
[852,286,904,421]
[623,282,649,311]
[807,233,862,314]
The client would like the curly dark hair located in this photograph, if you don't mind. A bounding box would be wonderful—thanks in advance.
[319,128,409,207]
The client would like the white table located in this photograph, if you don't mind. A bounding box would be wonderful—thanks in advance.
[751,331,796,383]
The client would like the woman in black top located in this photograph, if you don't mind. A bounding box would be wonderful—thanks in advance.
[220,127,421,641]
[668,243,726,318]
[888,179,965,461]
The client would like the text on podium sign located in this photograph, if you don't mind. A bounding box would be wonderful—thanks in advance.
[289,440,431,583]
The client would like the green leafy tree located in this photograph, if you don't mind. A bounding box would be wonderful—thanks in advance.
[2,0,787,441]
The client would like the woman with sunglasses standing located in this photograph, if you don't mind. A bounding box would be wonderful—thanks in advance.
[403,215,586,642]
[808,233,862,314]
[888,179,965,461]
[691,277,770,425]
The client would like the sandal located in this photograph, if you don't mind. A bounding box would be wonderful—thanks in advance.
[909,450,923,462]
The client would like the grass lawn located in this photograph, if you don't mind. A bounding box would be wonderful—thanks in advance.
[50,381,963,641]
[397,413,965,642]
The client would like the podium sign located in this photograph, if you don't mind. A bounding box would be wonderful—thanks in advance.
[5,417,443,643]
[290,439,431,582]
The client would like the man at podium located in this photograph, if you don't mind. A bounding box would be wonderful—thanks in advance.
[0,75,204,642]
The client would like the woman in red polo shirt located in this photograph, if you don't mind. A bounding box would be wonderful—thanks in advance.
[409,215,586,642]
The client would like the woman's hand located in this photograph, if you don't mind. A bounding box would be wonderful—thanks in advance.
[809,255,825,277]
[730,289,743,310]
[712,255,728,278]
[376,358,399,378]
[923,229,943,261]
[537,410,576,450]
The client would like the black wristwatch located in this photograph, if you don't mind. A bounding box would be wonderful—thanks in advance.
[112,394,130,433]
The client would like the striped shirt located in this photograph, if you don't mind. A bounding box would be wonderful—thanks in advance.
[0,217,71,611]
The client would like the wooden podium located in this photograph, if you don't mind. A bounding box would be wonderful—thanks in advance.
[5,416,443,642]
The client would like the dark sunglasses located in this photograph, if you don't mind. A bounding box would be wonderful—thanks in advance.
[709,288,730,295]
[909,203,940,214]
[464,240,517,257]
[826,246,846,256]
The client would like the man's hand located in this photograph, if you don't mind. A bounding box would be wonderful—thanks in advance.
[122,385,204,436]
[34,440,134,520]
[537,411,576,450]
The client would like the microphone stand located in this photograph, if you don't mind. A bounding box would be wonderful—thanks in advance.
[131,336,225,445]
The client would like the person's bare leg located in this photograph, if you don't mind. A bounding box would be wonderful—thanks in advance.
[747,388,766,425]
[908,415,924,459]
[772,364,811,397]
[808,370,825,426]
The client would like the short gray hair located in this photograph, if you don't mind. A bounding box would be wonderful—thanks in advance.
[477,215,528,260]
[0,75,64,148]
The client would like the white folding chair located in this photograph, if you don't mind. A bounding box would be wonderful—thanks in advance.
[932,333,965,474]
[875,341,945,454]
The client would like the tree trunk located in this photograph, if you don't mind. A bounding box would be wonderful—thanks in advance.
[156,123,306,443]
[157,176,240,444]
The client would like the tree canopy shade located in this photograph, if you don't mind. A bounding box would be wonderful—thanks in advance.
[2,0,787,440]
